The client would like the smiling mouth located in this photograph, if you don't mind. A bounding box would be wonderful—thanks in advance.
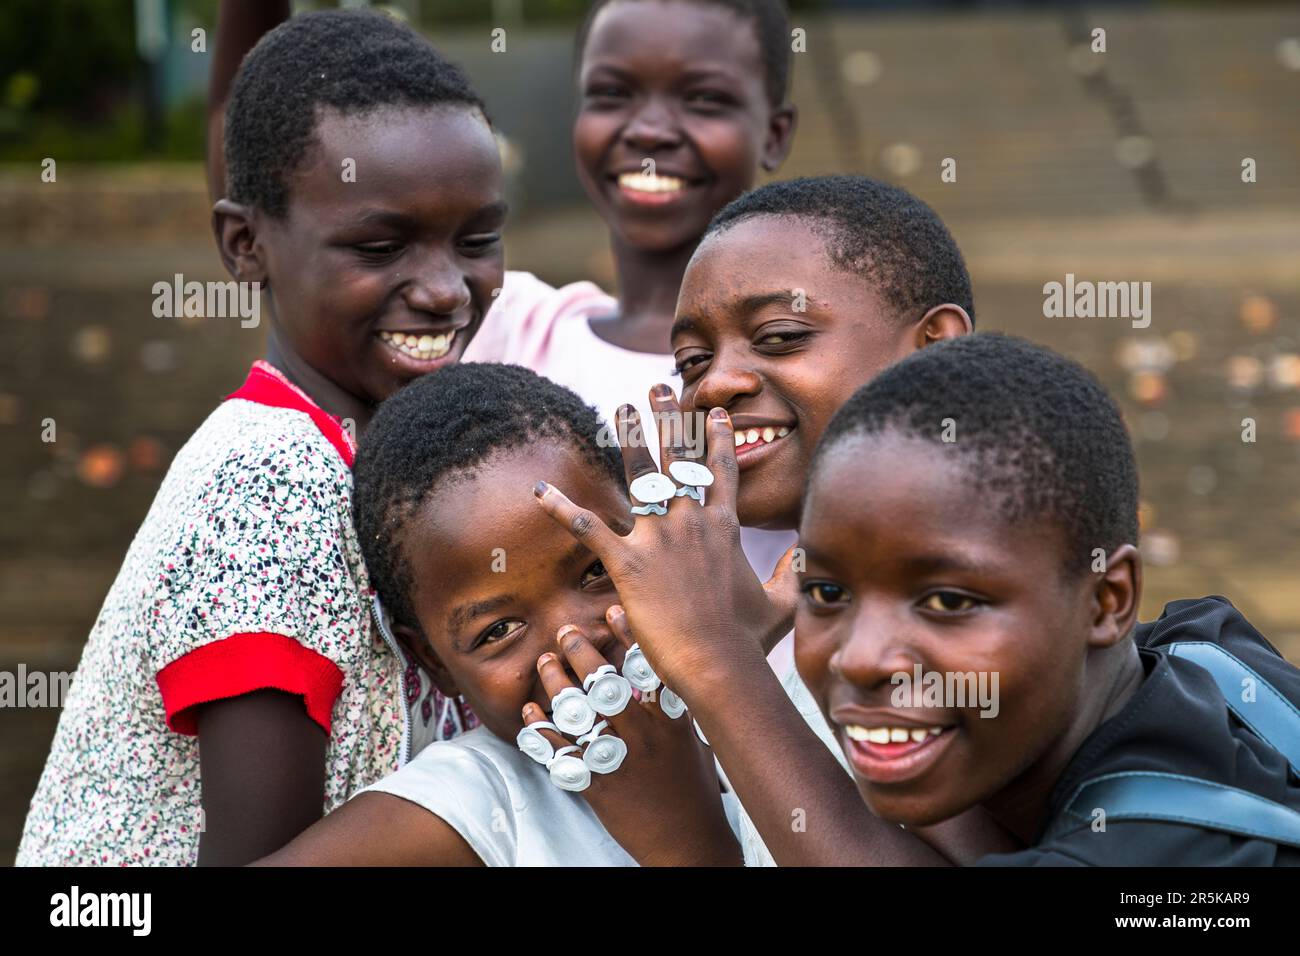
[377,329,457,362]
[841,723,956,785]
[613,171,694,205]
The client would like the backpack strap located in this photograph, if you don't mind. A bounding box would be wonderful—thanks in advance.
[1166,641,1300,777]
[1048,771,1300,848]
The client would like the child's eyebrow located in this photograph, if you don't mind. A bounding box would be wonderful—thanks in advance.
[899,553,995,578]
[672,291,811,340]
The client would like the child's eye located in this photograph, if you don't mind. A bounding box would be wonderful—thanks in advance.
[353,242,403,261]
[684,90,733,109]
[580,560,609,588]
[479,620,524,646]
[802,581,849,607]
[584,85,628,103]
[459,233,501,256]
[755,330,811,350]
[673,353,710,378]
[920,591,979,614]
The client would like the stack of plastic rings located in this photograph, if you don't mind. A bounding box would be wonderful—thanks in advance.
[628,462,715,515]
[515,642,692,791]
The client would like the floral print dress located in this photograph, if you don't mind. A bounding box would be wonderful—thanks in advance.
[16,361,455,866]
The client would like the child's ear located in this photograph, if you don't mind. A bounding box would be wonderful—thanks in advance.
[391,621,461,698]
[760,104,797,172]
[915,304,974,347]
[211,199,268,285]
[1087,543,1142,649]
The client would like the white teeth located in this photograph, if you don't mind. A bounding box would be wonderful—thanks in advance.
[379,329,456,361]
[617,171,685,193]
[733,425,793,449]
[846,724,947,744]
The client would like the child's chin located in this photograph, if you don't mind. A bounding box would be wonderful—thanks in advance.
[736,490,800,532]
[860,787,966,830]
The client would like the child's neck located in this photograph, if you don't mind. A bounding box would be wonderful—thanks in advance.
[587,233,700,354]
[981,640,1145,845]
[265,329,374,434]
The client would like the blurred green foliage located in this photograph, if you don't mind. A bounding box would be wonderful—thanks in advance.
[0,0,215,160]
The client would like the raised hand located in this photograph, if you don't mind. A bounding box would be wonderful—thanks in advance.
[532,385,792,697]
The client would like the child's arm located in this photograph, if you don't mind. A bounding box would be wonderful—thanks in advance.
[254,793,484,867]
[194,689,328,866]
[206,0,291,202]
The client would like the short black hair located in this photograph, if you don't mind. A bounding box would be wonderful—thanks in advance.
[811,334,1138,575]
[353,363,626,631]
[706,175,975,325]
[224,9,486,218]
[576,0,792,107]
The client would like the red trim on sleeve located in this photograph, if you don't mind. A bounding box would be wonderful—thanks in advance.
[156,632,344,736]
[226,361,357,467]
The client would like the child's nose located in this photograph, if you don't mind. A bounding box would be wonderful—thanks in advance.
[403,258,472,316]
[832,615,917,691]
[692,360,762,412]
[621,98,682,150]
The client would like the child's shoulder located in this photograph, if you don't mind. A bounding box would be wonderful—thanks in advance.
[174,365,354,497]
[979,599,1300,867]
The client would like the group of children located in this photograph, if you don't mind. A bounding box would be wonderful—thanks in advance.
[17,2,1300,867]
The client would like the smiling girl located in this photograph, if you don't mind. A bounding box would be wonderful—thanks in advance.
[18,10,505,866]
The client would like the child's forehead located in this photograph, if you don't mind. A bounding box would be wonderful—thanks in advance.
[412,444,624,554]
[804,431,1065,570]
[584,0,763,69]
[285,103,501,220]
[676,217,889,330]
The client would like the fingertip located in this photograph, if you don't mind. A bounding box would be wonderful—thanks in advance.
[533,480,549,499]
[709,406,730,424]
[556,624,582,644]
[537,652,557,669]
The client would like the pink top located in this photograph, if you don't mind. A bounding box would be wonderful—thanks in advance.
[467,272,798,673]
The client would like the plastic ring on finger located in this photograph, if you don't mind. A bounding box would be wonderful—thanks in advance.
[587,670,634,717]
[551,686,597,736]
[673,484,705,504]
[659,686,687,720]
[547,745,591,792]
[516,720,560,764]
[582,731,628,775]
[630,502,668,516]
[621,643,660,694]
[668,460,714,488]
[581,664,617,692]
[668,461,712,505]
[629,471,676,506]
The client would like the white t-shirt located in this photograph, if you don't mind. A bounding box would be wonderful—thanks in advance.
[364,725,750,867]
